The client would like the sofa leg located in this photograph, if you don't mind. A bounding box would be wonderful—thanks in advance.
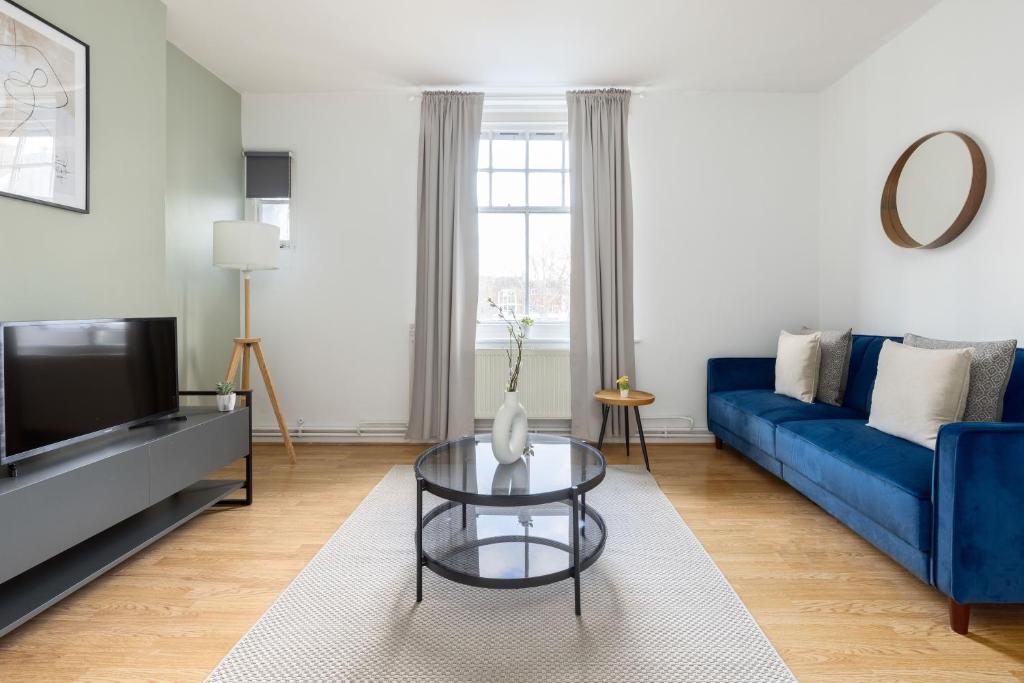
[714,436,723,450]
[949,598,971,634]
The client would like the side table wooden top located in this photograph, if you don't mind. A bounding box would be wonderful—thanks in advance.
[593,389,655,407]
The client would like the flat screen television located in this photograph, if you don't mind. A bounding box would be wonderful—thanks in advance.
[0,318,179,465]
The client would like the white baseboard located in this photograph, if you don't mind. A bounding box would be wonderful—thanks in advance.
[252,423,714,445]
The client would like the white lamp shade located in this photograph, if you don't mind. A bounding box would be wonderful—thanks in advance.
[213,220,280,271]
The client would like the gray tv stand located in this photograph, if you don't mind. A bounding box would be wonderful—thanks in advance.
[0,394,253,637]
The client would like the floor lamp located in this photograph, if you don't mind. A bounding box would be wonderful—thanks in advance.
[214,220,297,463]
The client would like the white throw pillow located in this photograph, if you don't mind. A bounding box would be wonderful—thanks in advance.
[775,331,822,403]
[867,340,973,449]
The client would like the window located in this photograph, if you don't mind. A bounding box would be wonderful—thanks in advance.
[255,198,291,242]
[477,130,570,344]
[244,151,292,245]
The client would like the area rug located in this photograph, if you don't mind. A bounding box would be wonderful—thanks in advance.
[206,465,795,682]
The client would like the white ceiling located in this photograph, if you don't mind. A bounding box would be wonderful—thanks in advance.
[164,0,939,94]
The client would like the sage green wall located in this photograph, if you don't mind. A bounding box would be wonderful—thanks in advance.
[0,0,168,321]
[165,45,243,390]
[0,0,242,390]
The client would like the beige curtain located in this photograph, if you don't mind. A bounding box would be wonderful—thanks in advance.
[568,89,636,441]
[407,91,484,442]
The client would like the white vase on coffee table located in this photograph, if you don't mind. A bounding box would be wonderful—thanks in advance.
[491,391,528,464]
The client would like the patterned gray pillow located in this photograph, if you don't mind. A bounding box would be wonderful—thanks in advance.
[903,333,1017,422]
[798,328,853,406]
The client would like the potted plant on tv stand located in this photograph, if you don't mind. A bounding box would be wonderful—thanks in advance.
[216,381,236,412]
[488,298,534,464]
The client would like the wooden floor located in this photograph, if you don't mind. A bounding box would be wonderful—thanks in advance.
[1,442,1022,682]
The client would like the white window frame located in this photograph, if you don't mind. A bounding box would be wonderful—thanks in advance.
[476,126,570,349]
[245,197,292,248]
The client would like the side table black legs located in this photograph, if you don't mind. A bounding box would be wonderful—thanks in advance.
[597,405,609,448]
[595,404,651,472]
[624,408,630,459]
[634,406,650,472]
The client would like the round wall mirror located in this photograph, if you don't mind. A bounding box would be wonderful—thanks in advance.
[880,131,986,249]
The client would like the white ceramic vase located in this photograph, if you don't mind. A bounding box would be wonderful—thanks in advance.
[216,393,237,412]
[619,388,629,398]
[491,391,528,464]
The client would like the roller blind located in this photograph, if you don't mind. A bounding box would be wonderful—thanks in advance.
[245,151,291,199]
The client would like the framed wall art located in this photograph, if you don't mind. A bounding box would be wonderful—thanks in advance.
[0,0,89,212]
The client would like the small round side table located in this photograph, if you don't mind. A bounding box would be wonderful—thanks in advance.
[593,389,655,471]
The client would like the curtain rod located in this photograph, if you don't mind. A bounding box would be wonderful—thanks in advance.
[407,88,646,102]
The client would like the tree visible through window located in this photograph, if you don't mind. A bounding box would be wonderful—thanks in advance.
[477,130,570,336]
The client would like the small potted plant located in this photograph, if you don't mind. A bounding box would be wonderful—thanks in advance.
[216,381,236,412]
[617,375,630,398]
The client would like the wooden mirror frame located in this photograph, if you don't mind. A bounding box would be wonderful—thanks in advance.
[880,131,986,249]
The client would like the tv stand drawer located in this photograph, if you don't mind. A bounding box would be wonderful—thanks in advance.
[0,409,250,585]
[149,410,249,502]
[0,445,150,584]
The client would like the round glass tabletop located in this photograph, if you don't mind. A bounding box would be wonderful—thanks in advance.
[415,434,606,505]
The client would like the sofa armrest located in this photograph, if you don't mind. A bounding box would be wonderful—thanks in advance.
[707,357,776,395]
[933,422,1024,604]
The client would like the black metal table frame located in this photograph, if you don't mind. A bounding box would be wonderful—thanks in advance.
[414,441,607,615]
[596,404,651,471]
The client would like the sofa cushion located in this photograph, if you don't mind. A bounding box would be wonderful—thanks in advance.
[775,420,934,551]
[775,330,822,403]
[904,333,1017,422]
[868,341,973,450]
[799,327,853,406]
[845,335,897,416]
[708,390,861,456]
[1004,348,1024,422]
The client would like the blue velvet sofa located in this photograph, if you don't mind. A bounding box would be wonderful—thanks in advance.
[707,334,1024,634]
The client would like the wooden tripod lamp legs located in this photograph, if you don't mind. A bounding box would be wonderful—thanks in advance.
[225,338,297,464]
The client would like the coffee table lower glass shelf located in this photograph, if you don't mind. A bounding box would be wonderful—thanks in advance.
[421,501,606,591]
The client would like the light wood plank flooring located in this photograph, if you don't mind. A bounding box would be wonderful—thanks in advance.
[1,442,1022,681]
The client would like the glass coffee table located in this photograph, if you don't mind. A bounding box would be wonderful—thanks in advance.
[414,434,607,615]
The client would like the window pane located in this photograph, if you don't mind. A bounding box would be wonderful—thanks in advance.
[477,171,489,207]
[528,213,570,321]
[564,173,571,207]
[478,213,526,321]
[529,138,562,169]
[258,201,290,242]
[478,138,490,169]
[528,172,562,207]
[491,171,525,207]
[492,138,525,168]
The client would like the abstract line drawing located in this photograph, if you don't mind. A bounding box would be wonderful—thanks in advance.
[0,0,88,212]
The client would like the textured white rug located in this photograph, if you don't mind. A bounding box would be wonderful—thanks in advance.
[207,465,795,682]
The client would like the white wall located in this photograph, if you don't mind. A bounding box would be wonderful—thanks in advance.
[241,93,419,433]
[243,91,819,436]
[631,93,820,430]
[819,0,1024,340]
